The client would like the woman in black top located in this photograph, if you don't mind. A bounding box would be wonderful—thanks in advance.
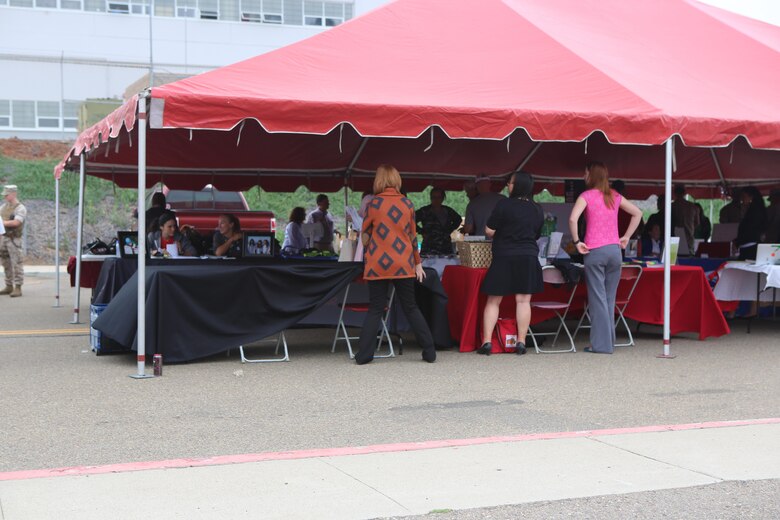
[478,171,544,356]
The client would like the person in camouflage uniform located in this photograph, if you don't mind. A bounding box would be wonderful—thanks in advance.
[1,185,26,297]
[415,188,462,256]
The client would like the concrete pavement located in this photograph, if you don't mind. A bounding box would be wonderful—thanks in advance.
[0,421,778,519]
[0,267,778,518]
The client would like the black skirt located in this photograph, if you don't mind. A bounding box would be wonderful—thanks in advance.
[481,255,543,295]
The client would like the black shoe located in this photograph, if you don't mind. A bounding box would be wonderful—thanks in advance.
[422,353,436,363]
[355,356,374,365]
[477,342,492,356]
[515,342,527,355]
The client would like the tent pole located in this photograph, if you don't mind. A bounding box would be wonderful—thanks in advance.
[53,176,61,307]
[131,92,152,379]
[70,155,86,324]
[658,138,676,359]
[513,142,542,172]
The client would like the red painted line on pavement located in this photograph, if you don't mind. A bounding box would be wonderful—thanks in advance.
[2,417,778,482]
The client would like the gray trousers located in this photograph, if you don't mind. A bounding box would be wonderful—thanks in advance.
[584,244,622,353]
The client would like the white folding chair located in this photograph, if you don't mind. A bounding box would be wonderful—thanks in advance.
[528,265,578,353]
[331,280,396,359]
[573,264,643,347]
[239,332,289,363]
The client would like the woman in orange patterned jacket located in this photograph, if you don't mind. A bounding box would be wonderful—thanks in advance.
[356,164,436,365]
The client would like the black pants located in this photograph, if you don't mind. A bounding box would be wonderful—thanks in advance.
[355,278,435,363]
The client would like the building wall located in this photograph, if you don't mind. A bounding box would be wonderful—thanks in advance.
[0,0,392,139]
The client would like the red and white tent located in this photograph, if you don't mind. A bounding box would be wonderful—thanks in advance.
[56,0,780,194]
[55,0,780,372]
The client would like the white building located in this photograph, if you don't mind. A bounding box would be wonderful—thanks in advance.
[0,0,390,140]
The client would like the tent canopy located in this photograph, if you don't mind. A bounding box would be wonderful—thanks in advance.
[55,0,780,195]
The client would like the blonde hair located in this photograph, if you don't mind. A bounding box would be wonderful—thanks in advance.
[586,161,614,209]
[373,164,402,194]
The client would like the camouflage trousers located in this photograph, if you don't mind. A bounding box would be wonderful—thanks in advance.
[0,236,24,287]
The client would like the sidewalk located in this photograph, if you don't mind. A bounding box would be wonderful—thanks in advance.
[1,420,778,520]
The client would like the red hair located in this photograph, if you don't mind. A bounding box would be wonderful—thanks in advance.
[586,161,614,209]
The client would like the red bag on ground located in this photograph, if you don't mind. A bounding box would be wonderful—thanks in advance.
[491,318,518,353]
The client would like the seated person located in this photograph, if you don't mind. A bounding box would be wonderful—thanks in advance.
[640,222,663,258]
[147,212,197,257]
[213,213,243,258]
[282,207,307,253]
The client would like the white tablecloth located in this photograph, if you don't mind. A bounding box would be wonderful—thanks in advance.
[713,262,780,302]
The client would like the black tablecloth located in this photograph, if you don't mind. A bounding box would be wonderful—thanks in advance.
[92,258,139,305]
[94,262,363,362]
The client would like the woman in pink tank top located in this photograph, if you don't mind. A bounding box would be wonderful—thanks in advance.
[568,162,642,354]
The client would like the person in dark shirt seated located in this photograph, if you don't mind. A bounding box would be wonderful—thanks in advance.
[213,213,243,258]
[640,222,663,258]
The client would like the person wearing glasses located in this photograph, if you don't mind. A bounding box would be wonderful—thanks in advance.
[415,188,462,256]
[478,172,544,356]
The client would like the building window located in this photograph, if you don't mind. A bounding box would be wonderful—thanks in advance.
[241,0,282,24]
[176,0,196,17]
[37,101,61,128]
[84,0,106,11]
[131,0,150,14]
[107,0,129,13]
[304,1,344,27]
[0,101,10,128]
[61,0,84,9]
[9,0,34,7]
[198,0,218,19]
[35,0,57,7]
[63,101,80,129]
[11,101,35,129]
[155,0,174,16]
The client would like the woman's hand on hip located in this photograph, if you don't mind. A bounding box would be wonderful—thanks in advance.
[576,242,590,255]
[415,263,426,283]
[619,236,630,249]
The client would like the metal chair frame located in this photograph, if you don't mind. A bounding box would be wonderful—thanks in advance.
[331,282,396,359]
[528,265,578,353]
[239,331,289,363]
[573,264,643,347]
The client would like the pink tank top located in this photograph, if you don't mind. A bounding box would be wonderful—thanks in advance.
[582,189,621,249]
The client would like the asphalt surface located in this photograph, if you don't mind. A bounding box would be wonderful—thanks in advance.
[1,269,778,518]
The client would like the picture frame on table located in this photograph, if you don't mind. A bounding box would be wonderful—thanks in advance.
[117,231,140,258]
[243,231,276,258]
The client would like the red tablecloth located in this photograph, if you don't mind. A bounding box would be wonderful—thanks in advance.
[623,266,730,340]
[442,265,587,352]
[444,264,729,351]
[67,256,104,288]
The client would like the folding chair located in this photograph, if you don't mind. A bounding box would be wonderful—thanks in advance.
[573,264,643,347]
[239,332,289,363]
[331,279,396,359]
[528,265,578,353]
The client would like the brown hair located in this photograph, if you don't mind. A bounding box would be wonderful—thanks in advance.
[586,161,614,209]
[288,206,306,224]
[373,164,402,194]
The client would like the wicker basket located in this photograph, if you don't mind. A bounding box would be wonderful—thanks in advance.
[456,241,493,268]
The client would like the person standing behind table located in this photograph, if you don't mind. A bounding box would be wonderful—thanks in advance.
[0,185,27,297]
[145,192,173,233]
[356,164,436,366]
[719,188,746,224]
[694,203,711,242]
[569,161,642,354]
[416,188,462,255]
[735,186,768,260]
[612,180,643,240]
[463,180,478,202]
[645,194,666,237]
[282,207,307,253]
[463,176,506,236]
[213,213,243,258]
[147,212,197,257]
[765,189,780,243]
[671,184,700,254]
[477,172,544,356]
[307,194,335,252]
